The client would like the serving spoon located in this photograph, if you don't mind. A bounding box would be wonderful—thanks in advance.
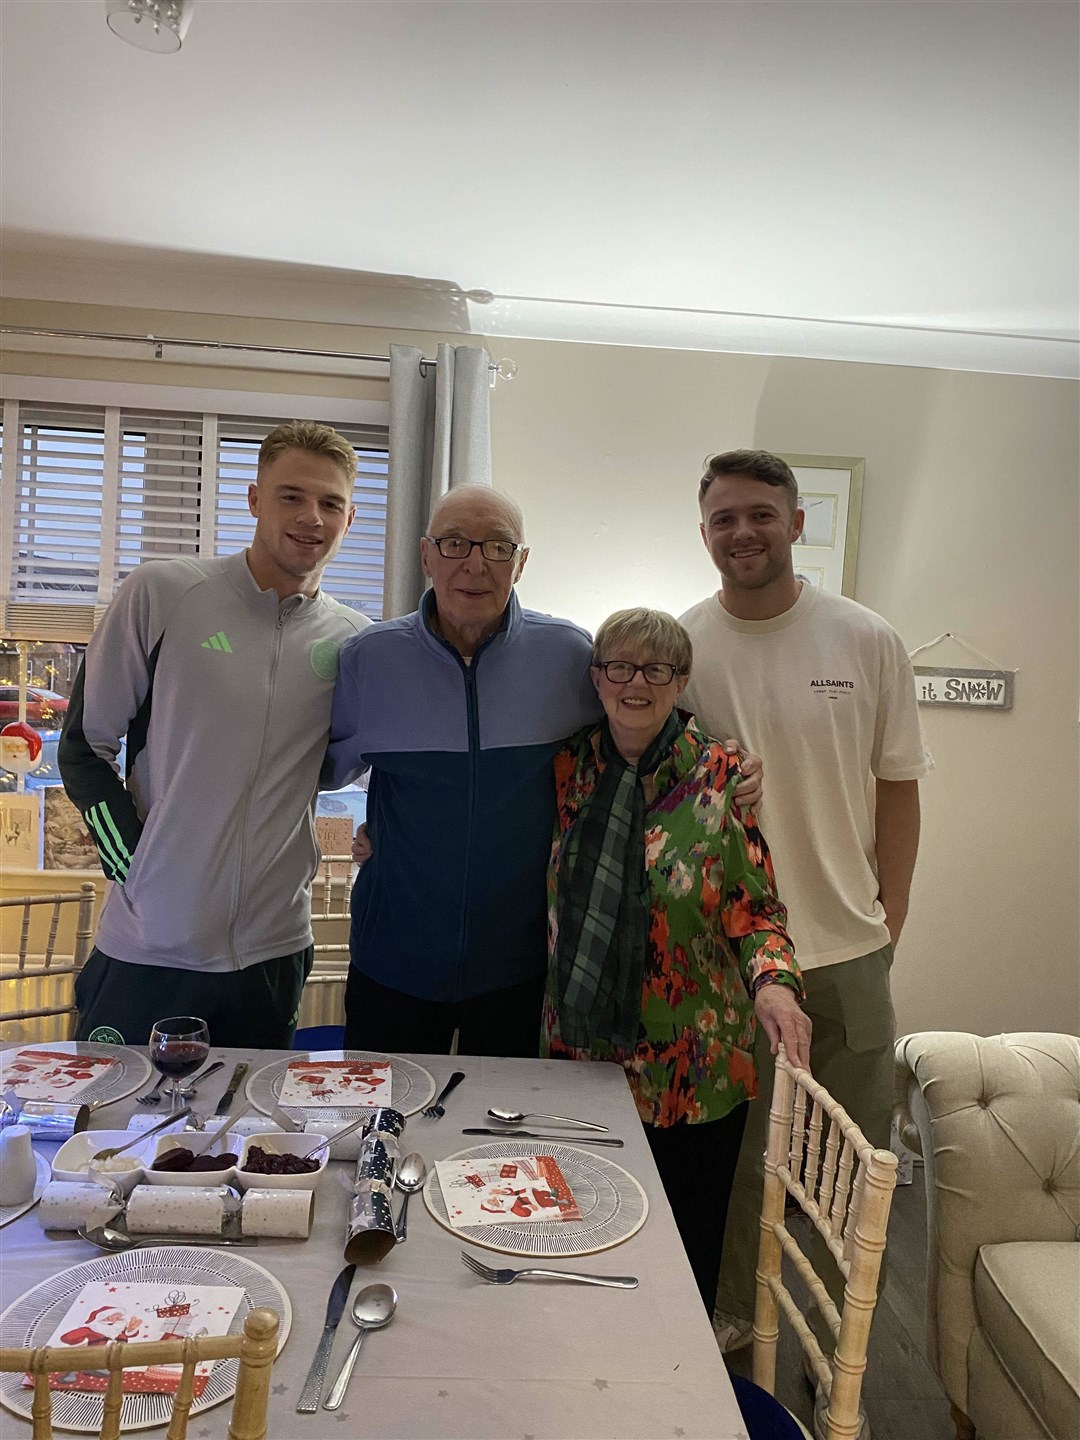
[394,1153,427,1242]
[487,1106,609,1133]
[78,1222,254,1251]
[322,1283,397,1411]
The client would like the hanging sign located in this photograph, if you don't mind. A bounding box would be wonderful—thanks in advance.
[913,666,1013,710]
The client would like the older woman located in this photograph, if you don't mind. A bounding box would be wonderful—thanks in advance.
[542,607,810,1312]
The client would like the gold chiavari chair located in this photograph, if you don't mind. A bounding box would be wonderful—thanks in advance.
[0,1306,280,1440]
[752,1044,898,1440]
[0,883,97,1042]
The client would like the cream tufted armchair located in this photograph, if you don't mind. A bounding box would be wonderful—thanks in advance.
[894,1032,1080,1440]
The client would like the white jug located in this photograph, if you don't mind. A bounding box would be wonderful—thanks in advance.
[0,1124,38,1207]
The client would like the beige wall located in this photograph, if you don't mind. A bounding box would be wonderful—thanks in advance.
[3,299,1078,1039]
[492,338,1080,1039]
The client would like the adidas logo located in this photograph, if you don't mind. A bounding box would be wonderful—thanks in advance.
[201,631,233,652]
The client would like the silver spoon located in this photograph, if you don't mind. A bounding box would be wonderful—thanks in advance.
[394,1152,427,1243]
[322,1283,397,1411]
[487,1106,609,1133]
[78,1222,253,1251]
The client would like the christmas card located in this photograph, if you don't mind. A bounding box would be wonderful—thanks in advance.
[0,1048,117,1102]
[435,1154,582,1227]
[278,1057,391,1108]
[33,1282,245,1396]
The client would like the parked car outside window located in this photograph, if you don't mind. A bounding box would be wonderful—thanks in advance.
[0,686,70,729]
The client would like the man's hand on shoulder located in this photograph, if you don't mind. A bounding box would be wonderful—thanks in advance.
[352,823,372,866]
[723,741,763,811]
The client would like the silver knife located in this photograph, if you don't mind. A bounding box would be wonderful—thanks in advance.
[462,1128,624,1147]
[213,1062,249,1116]
[295,1263,356,1413]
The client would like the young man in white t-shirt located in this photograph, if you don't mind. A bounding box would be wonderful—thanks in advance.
[679,448,932,1347]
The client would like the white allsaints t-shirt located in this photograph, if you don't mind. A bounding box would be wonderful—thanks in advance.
[679,584,933,970]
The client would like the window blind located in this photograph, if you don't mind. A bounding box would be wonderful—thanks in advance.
[0,398,389,637]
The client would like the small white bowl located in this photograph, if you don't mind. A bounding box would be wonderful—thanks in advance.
[51,1130,151,1194]
[142,1131,242,1187]
[236,1132,328,1191]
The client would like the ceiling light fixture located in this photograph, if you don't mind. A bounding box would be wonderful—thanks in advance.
[105,0,193,54]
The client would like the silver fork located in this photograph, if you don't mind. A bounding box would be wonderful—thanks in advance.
[135,1074,169,1106]
[460,1251,638,1289]
[422,1070,465,1119]
[136,1060,225,1106]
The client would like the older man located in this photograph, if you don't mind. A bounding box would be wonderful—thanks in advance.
[60,421,369,1049]
[324,486,598,1055]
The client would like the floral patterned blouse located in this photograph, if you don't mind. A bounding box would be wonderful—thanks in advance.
[541,715,803,1128]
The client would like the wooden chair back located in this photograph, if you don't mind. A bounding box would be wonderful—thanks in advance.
[0,1305,279,1440]
[0,883,97,1039]
[752,1044,898,1440]
[299,853,353,1030]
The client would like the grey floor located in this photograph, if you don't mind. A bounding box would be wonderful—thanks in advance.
[724,1172,957,1440]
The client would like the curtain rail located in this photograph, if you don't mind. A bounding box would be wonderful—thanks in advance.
[0,326,509,377]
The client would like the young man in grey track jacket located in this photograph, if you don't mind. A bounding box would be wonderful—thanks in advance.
[59,421,369,1048]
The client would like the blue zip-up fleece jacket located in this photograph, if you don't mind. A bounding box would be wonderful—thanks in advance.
[323,591,600,1002]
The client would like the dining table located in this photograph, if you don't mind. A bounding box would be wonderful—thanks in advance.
[0,1044,752,1440]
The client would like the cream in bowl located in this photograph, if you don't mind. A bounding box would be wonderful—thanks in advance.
[51,1130,151,1194]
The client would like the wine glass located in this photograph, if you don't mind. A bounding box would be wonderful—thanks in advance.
[148,1016,210,1112]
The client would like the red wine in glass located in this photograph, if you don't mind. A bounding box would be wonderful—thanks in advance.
[149,1017,210,1111]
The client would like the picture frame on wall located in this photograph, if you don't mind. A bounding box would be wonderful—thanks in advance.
[779,453,865,597]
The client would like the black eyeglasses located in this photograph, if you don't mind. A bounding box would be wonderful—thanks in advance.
[593,661,686,685]
[427,536,524,562]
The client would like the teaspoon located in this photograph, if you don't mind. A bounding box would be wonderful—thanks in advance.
[394,1152,427,1242]
[487,1106,608,1133]
[323,1283,397,1410]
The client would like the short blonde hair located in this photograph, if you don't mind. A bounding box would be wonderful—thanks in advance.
[592,608,692,675]
[258,421,358,486]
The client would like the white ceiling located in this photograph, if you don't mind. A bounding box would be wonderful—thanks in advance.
[1,0,1077,376]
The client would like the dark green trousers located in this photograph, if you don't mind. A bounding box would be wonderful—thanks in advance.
[715,945,895,1324]
[74,945,314,1050]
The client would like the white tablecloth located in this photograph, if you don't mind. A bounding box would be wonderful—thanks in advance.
[0,1047,750,1440]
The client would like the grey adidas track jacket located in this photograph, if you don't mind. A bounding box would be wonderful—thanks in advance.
[59,551,370,972]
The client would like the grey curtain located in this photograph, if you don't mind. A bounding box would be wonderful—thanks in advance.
[382,342,492,619]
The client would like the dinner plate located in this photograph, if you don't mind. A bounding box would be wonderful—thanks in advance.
[424,1139,649,1258]
[0,1151,50,1229]
[0,1042,152,1108]
[0,1246,291,1434]
[246,1048,436,1122]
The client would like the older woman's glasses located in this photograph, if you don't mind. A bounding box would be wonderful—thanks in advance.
[428,536,523,562]
[594,661,685,685]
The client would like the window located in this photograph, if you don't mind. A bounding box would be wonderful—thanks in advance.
[0,399,389,636]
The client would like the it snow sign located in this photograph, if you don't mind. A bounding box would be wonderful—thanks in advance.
[913,667,1013,711]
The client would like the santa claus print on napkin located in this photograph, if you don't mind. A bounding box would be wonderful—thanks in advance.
[30,1282,244,1396]
[436,1155,582,1227]
[0,1047,117,1102]
[278,1057,392,1107]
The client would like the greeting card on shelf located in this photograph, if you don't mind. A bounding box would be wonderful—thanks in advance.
[435,1154,582,1228]
[32,1282,244,1396]
[0,790,42,869]
[278,1058,391,1108]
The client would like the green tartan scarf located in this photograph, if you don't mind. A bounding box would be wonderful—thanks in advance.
[553,711,683,1051]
